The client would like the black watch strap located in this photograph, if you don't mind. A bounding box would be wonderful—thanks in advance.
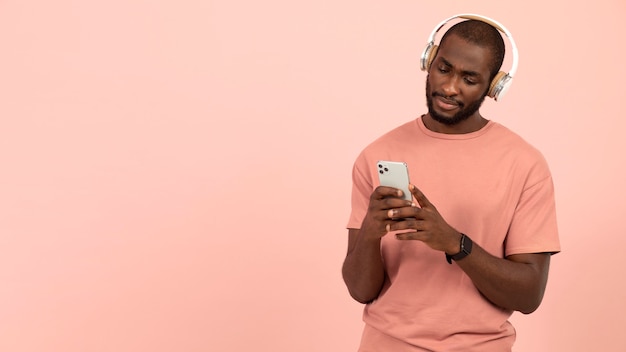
[446,233,473,264]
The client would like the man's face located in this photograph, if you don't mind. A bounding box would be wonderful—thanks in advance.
[425,34,492,126]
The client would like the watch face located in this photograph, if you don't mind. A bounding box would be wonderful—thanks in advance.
[455,235,472,259]
[461,235,472,254]
[447,234,472,264]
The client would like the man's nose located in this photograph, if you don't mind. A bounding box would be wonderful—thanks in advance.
[441,75,460,96]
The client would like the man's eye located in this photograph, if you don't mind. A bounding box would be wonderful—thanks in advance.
[438,67,449,73]
[464,78,477,85]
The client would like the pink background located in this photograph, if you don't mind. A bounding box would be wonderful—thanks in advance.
[1,1,624,351]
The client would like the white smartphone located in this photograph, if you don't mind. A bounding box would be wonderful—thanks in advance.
[376,160,412,201]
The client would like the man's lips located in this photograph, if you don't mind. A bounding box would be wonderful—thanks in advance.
[433,95,461,111]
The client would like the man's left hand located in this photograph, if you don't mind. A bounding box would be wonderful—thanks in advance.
[390,184,462,255]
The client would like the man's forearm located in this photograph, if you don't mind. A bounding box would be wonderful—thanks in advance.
[456,244,551,314]
[342,232,385,304]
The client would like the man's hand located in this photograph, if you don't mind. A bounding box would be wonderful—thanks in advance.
[390,184,462,255]
[358,186,416,241]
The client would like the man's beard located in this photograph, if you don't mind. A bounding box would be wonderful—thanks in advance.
[426,76,487,126]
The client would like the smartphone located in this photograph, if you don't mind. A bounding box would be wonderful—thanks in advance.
[376,160,412,201]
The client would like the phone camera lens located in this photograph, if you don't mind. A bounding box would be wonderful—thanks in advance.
[379,170,384,174]
[384,167,389,172]
[378,164,383,168]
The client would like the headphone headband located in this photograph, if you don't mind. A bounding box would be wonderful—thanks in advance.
[425,14,518,77]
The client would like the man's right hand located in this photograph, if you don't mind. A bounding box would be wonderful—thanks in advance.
[359,186,417,239]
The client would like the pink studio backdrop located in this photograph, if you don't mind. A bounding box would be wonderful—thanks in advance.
[1,1,624,351]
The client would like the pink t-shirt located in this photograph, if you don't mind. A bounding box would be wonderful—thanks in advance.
[347,117,560,351]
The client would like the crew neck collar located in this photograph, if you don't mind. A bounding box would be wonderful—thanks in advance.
[416,115,494,140]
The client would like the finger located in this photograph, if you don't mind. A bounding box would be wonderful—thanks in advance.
[383,221,402,233]
[388,204,421,219]
[373,186,406,200]
[409,184,434,209]
[395,231,422,241]
[373,198,415,213]
[388,218,427,232]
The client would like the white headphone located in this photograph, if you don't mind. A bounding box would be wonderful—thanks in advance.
[420,14,519,101]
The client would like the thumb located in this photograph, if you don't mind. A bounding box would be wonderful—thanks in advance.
[409,184,434,209]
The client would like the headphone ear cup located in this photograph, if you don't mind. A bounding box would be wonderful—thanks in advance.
[488,71,508,100]
[420,44,438,71]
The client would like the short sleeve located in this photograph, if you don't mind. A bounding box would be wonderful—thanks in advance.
[505,174,561,256]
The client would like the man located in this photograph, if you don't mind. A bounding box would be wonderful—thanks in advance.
[342,16,560,351]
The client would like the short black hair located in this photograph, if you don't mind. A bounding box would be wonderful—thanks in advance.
[439,19,506,80]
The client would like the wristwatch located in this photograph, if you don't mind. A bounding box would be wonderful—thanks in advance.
[446,233,473,264]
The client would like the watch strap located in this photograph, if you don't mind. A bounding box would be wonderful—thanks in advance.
[446,233,473,264]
